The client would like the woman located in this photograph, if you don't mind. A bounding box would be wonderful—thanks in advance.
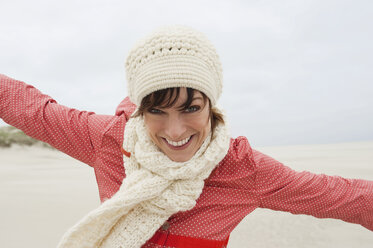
[0,25,372,248]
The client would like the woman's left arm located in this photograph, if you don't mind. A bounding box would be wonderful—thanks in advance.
[252,149,373,231]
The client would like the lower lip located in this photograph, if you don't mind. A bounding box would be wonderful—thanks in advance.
[163,135,194,150]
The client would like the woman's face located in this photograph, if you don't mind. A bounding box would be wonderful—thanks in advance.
[143,88,211,162]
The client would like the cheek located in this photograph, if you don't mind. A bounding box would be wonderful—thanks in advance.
[203,118,212,135]
[144,115,163,137]
[187,115,211,134]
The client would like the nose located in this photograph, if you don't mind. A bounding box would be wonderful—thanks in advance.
[164,115,186,140]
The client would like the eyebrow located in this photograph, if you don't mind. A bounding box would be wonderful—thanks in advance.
[178,96,205,109]
[154,96,205,110]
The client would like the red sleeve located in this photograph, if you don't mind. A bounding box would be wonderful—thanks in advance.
[0,74,120,167]
[252,148,373,231]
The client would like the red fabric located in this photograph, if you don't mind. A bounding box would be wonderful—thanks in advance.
[148,231,229,248]
[1,74,373,248]
[121,146,131,158]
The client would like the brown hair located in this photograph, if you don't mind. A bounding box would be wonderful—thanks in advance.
[133,87,224,132]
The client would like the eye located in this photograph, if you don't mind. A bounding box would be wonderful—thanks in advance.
[184,105,201,113]
[148,108,163,114]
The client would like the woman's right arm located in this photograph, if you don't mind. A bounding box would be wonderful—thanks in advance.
[0,74,117,167]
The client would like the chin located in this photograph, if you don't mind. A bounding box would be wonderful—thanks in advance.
[167,150,195,162]
[168,154,192,162]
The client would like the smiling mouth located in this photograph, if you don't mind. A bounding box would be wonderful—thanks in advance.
[162,135,194,150]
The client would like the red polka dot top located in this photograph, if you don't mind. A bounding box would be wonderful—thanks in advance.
[1,74,372,248]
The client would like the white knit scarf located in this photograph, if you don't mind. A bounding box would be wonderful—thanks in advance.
[57,114,230,248]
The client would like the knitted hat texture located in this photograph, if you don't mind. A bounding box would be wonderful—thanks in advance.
[125,25,223,106]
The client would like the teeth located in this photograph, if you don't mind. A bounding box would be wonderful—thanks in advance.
[166,136,191,147]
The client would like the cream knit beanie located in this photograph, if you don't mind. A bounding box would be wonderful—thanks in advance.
[125,25,223,106]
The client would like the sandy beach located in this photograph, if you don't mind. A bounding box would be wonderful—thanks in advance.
[0,141,372,248]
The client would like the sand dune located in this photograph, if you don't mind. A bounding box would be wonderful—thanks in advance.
[0,142,372,247]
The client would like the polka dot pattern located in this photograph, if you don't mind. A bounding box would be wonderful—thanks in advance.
[1,74,372,247]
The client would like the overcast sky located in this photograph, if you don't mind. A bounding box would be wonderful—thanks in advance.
[1,0,372,146]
